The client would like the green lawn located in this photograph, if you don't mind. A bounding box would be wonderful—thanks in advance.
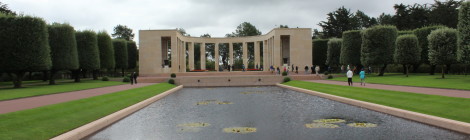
[0,80,126,101]
[283,80,470,123]
[329,73,470,90]
[0,83,176,140]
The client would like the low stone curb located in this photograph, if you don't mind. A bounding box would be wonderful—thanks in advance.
[50,85,183,140]
[276,84,470,135]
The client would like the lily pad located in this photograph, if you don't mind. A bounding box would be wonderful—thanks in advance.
[223,127,257,134]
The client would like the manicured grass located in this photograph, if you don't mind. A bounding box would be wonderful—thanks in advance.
[283,80,470,123]
[0,80,126,101]
[0,83,176,140]
[329,73,470,90]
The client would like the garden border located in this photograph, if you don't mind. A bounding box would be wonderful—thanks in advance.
[51,85,183,140]
[276,84,470,135]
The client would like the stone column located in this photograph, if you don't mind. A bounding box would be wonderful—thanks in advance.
[229,42,233,67]
[263,40,268,71]
[243,42,248,70]
[200,42,206,70]
[188,42,194,71]
[181,41,186,72]
[215,43,219,72]
[254,41,260,69]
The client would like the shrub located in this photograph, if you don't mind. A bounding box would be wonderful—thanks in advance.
[324,71,329,75]
[122,77,130,82]
[312,39,329,66]
[0,15,51,88]
[326,38,342,67]
[113,39,128,70]
[414,25,447,74]
[428,28,458,78]
[101,76,109,81]
[458,1,470,64]
[97,31,115,70]
[361,25,398,76]
[47,23,79,85]
[283,77,291,83]
[168,79,175,84]
[282,71,288,76]
[394,34,420,77]
[341,30,362,66]
[328,75,334,79]
[170,73,176,78]
[127,41,138,69]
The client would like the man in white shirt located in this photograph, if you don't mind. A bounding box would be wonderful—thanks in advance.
[347,69,353,86]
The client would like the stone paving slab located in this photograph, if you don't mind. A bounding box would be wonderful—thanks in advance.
[305,80,470,98]
[0,83,155,114]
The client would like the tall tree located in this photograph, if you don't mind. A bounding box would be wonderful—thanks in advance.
[341,30,362,69]
[76,30,100,81]
[312,29,325,39]
[377,13,394,25]
[177,28,190,36]
[318,7,359,38]
[393,3,431,30]
[312,39,329,69]
[0,15,51,88]
[127,41,138,70]
[457,1,470,73]
[112,24,134,41]
[429,0,462,28]
[113,39,128,77]
[97,31,115,73]
[47,23,79,84]
[394,34,421,77]
[279,25,289,28]
[228,22,262,37]
[428,28,458,78]
[354,10,378,29]
[0,2,16,15]
[413,25,446,75]
[361,25,398,76]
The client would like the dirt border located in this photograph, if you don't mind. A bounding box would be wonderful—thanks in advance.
[50,85,183,140]
[276,84,470,135]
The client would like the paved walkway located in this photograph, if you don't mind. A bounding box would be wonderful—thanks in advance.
[305,80,470,98]
[0,83,155,114]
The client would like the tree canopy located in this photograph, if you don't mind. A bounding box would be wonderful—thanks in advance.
[428,28,458,78]
[227,22,262,37]
[0,2,16,15]
[394,34,420,77]
[361,25,398,76]
[340,30,362,66]
[458,1,470,64]
[112,24,134,41]
[97,31,115,70]
[76,30,100,71]
[326,38,342,67]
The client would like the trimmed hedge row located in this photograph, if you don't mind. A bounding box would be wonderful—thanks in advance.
[340,30,361,66]
[97,31,115,70]
[361,25,398,76]
[326,38,342,66]
[312,39,328,66]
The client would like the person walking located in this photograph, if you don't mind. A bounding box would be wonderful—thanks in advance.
[276,67,280,75]
[295,66,298,74]
[291,64,294,72]
[315,65,320,76]
[132,72,138,84]
[304,65,308,74]
[130,72,134,85]
[311,65,314,74]
[360,68,366,86]
[347,69,353,86]
[242,64,245,72]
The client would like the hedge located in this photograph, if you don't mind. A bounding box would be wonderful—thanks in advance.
[394,34,420,76]
[340,30,361,66]
[312,39,329,66]
[428,28,458,78]
[361,25,398,76]
[326,38,342,67]
[127,41,138,69]
[76,30,100,70]
[113,39,128,70]
[97,31,115,70]
[458,1,470,64]
[47,23,79,84]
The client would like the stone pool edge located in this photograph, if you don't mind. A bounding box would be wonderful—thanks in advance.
[50,85,184,140]
[276,84,470,135]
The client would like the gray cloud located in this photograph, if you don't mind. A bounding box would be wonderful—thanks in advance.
[5,0,434,43]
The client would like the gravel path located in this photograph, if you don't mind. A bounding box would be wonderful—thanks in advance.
[305,80,470,98]
[0,83,155,114]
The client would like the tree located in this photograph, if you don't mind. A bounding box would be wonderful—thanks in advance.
[354,10,378,29]
[76,30,100,81]
[200,33,211,38]
[458,1,470,73]
[112,24,134,41]
[228,22,262,37]
[0,2,16,15]
[279,25,289,28]
[394,35,421,77]
[326,38,342,70]
[0,15,51,88]
[113,39,128,77]
[177,28,190,36]
[393,3,431,30]
[47,23,79,85]
[378,13,394,25]
[361,25,398,76]
[341,30,362,70]
[127,41,138,69]
[428,28,458,78]
[312,29,325,39]
[413,25,446,74]
[97,31,115,72]
[429,0,462,28]
[318,7,359,38]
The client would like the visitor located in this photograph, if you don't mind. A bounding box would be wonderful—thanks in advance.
[315,65,320,76]
[304,65,308,74]
[347,69,353,86]
[133,72,138,84]
[228,65,231,72]
[291,64,294,72]
[231,65,234,72]
[242,64,245,72]
[360,68,366,86]
[341,65,344,73]
[368,66,372,74]
[277,67,280,75]
[295,66,298,74]
[311,65,314,74]
[270,65,274,73]
[255,64,258,70]
[130,72,134,85]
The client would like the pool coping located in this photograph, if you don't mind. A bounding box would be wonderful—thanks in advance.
[276,84,470,135]
[50,85,184,140]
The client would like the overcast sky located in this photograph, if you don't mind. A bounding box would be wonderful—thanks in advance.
[5,0,435,43]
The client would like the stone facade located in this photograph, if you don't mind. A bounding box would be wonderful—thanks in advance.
[139,28,312,76]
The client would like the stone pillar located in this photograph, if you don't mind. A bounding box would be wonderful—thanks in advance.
[181,41,186,72]
[254,41,260,69]
[263,40,268,71]
[215,43,219,72]
[229,42,233,67]
[188,42,194,71]
[200,42,206,70]
[242,42,248,70]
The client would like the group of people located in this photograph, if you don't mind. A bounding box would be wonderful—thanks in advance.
[268,64,321,75]
[346,68,366,86]
[130,72,138,85]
